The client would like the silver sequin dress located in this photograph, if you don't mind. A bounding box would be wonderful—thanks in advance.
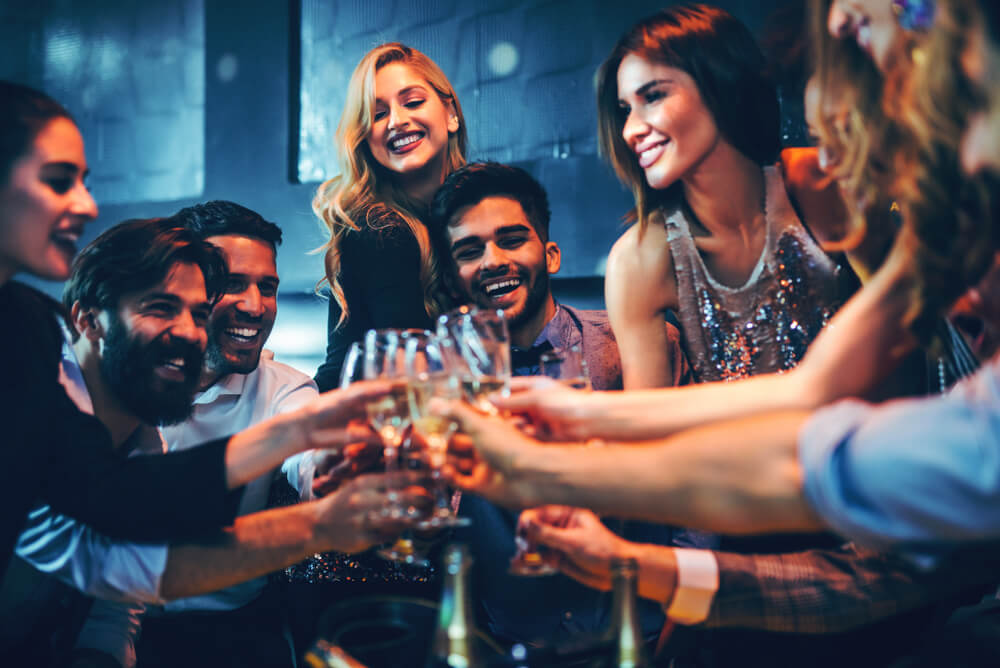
[665,164,843,383]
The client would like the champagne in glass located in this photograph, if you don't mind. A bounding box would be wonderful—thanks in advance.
[437,305,512,415]
[362,329,411,454]
[539,344,592,390]
[405,334,469,529]
[370,329,434,565]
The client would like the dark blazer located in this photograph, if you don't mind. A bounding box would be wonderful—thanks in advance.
[0,282,242,578]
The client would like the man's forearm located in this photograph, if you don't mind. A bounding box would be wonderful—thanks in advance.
[159,501,323,600]
[224,410,306,490]
[515,411,823,534]
[593,373,812,442]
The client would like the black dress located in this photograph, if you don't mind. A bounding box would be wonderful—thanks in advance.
[313,213,434,392]
[0,281,242,579]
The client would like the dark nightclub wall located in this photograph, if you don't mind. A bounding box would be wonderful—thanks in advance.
[1,0,802,373]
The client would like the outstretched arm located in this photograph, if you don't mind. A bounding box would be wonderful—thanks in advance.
[496,238,919,443]
[223,379,390,490]
[159,471,429,599]
[521,508,994,634]
[441,398,821,533]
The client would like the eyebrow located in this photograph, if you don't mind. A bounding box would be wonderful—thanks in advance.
[621,78,673,101]
[139,292,212,312]
[374,84,429,104]
[449,224,533,252]
[228,272,280,286]
[41,161,88,178]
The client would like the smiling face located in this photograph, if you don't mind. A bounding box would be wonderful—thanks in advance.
[365,62,459,185]
[827,0,903,71]
[617,53,722,191]
[99,261,211,426]
[202,234,278,382]
[446,196,560,338]
[0,117,97,285]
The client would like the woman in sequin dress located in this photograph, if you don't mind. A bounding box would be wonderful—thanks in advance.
[462,0,987,444]
[598,5,851,388]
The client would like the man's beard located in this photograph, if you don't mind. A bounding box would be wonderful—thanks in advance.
[100,317,204,426]
[503,269,550,332]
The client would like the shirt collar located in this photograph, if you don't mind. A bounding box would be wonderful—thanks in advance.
[194,369,249,405]
[529,303,581,351]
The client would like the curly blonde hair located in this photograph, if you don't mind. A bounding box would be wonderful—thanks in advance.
[890,0,996,343]
[313,43,467,327]
[807,0,993,348]
[807,0,900,274]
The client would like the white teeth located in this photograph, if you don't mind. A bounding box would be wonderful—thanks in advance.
[484,279,521,295]
[52,230,81,242]
[390,134,421,150]
[226,328,258,339]
[163,358,185,369]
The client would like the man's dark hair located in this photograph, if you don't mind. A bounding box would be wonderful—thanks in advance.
[63,218,227,338]
[173,200,282,251]
[429,162,552,248]
[0,80,75,183]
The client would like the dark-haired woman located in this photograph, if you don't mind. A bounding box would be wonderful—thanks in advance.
[599,4,851,389]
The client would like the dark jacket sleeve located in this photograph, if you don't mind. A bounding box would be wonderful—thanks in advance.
[314,220,433,391]
[1,283,242,548]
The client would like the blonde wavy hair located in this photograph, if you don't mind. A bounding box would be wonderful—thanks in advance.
[313,43,467,327]
[890,0,996,343]
[808,0,994,347]
[807,0,901,276]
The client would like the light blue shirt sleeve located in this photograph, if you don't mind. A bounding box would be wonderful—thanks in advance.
[799,356,1000,565]
[16,504,168,604]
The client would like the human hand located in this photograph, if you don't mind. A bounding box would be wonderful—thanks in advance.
[297,380,402,453]
[432,399,548,509]
[492,377,607,441]
[310,439,385,498]
[315,470,433,554]
[520,507,679,603]
[518,507,633,591]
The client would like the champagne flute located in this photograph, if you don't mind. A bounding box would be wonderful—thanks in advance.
[366,329,430,565]
[338,341,364,388]
[539,344,592,390]
[436,305,511,414]
[405,332,470,529]
[362,329,411,460]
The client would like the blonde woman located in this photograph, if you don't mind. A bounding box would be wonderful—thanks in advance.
[313,43,467,391]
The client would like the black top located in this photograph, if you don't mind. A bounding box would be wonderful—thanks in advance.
[313,214,434,392]
[0,281,243,578]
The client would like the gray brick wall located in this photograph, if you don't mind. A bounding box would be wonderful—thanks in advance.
[0,0,205,206]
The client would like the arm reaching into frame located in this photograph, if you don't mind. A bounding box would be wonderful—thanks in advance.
[439,398,821,534]
[494,241,918,443]
[159,470,431,600]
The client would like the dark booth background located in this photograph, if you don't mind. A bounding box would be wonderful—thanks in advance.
[2,0,800,375]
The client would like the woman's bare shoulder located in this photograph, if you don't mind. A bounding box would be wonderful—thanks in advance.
[606,221,677,312]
